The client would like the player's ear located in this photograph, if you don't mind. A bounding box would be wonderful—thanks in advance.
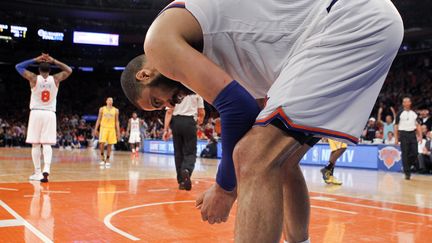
[135,68,154,85]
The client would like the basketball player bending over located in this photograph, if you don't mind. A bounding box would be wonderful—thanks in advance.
[94,97,120,167]
[121,0,403,242]
[126,112,143,156]
[16,53,72,183]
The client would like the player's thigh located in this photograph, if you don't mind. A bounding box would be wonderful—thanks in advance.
[40,112,56,144]
[233,125,302,176]
[107,129,117,144]
[99,128,108,143]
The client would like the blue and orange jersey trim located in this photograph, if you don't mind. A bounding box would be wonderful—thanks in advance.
[255,107,359,144]
[158,1,186,16]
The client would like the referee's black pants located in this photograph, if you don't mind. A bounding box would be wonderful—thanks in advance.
[399,131,418,176]
[170,115,197,184]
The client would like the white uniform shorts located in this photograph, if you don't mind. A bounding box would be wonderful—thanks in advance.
[128,132,141,144]
[255,0,404,144]
[26,110,57,144]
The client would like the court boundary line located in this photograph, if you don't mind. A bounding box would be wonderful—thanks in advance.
[311,205,357,215]
[313,198,432,218]
[0,200,53,243]
[0,187,18,191]
[104,200,195,241]
[195,178,432,216]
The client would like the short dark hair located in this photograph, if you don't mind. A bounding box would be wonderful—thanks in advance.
[39,62,51,73]
[121,54,194,108]
[121,55,147,108]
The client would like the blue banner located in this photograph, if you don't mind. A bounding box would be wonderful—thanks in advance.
[142,140,401,172]
[300,144,378,169]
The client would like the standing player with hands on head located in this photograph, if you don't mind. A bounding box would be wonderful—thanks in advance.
[121,0,403,242]
[15,53,72,183]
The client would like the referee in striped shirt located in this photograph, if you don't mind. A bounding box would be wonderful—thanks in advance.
[394,97,422,180]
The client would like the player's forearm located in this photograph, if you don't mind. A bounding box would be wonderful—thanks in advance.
[164,111,173,131]
[53,59,72,73]
[197,109,205,125]
[15,58,35,75]
[394,125,399,141]
[417,124,422,138]
[214,81,261,191]
[95,119,101,130]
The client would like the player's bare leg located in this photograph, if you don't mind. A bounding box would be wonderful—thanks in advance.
[233,125,303,243]
[105,144,112,167]
[321,148,346,185]
[99,142,106,165]
[281,144,312,243]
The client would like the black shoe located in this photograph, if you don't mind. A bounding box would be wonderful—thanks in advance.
[178,182,185,190]
[181,169,192,191]
[405,173,411,180]
[40,172,49,183]
[320,168,332,184]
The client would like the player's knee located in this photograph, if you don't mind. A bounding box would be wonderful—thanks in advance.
[233,136,263,179]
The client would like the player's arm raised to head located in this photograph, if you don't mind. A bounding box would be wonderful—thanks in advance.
[144,8,231,103]
[15,57,38,88]
[52,58,73,85]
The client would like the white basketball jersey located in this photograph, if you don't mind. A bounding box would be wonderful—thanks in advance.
[30,75,58,112]
[130,118,140,133]
[182,0,322,98]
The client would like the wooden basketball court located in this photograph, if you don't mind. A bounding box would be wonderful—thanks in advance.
[0,147,431,242]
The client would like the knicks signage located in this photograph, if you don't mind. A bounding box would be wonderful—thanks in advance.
[377,145,402,172]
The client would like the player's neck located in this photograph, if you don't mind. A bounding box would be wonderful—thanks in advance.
[40,73,49,79]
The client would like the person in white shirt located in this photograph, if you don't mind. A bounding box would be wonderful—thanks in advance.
[163,94,205,190]
[15,53,72,183]
[394,97,422,180]
[372,131,384,144]
[384,131,396,145]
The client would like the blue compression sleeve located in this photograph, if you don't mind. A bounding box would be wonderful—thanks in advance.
[15,59,35,75]
[213,80,261,191]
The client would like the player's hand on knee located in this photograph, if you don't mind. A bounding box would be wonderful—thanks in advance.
[195,183,236,224]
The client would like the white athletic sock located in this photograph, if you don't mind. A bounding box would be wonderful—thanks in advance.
[132,148,135,153]
[42,144,52,174]
[31,144,42,174]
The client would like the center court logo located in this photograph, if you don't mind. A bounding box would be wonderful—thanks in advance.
[378,146,401,169]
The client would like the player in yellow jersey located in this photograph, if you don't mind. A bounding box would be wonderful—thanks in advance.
[95,97,120,167]
[320,139,346,185]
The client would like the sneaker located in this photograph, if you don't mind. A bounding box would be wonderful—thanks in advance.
[40,172,49,183]
[328,176,342,185]
[99,161,106,165]
[29,173,43,181]
[320,168,332,184]
[105,162,111,168]
[181,169,192,191]
[178,182,185,190]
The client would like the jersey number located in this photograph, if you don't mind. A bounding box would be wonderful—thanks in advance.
[41,91,50,102]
